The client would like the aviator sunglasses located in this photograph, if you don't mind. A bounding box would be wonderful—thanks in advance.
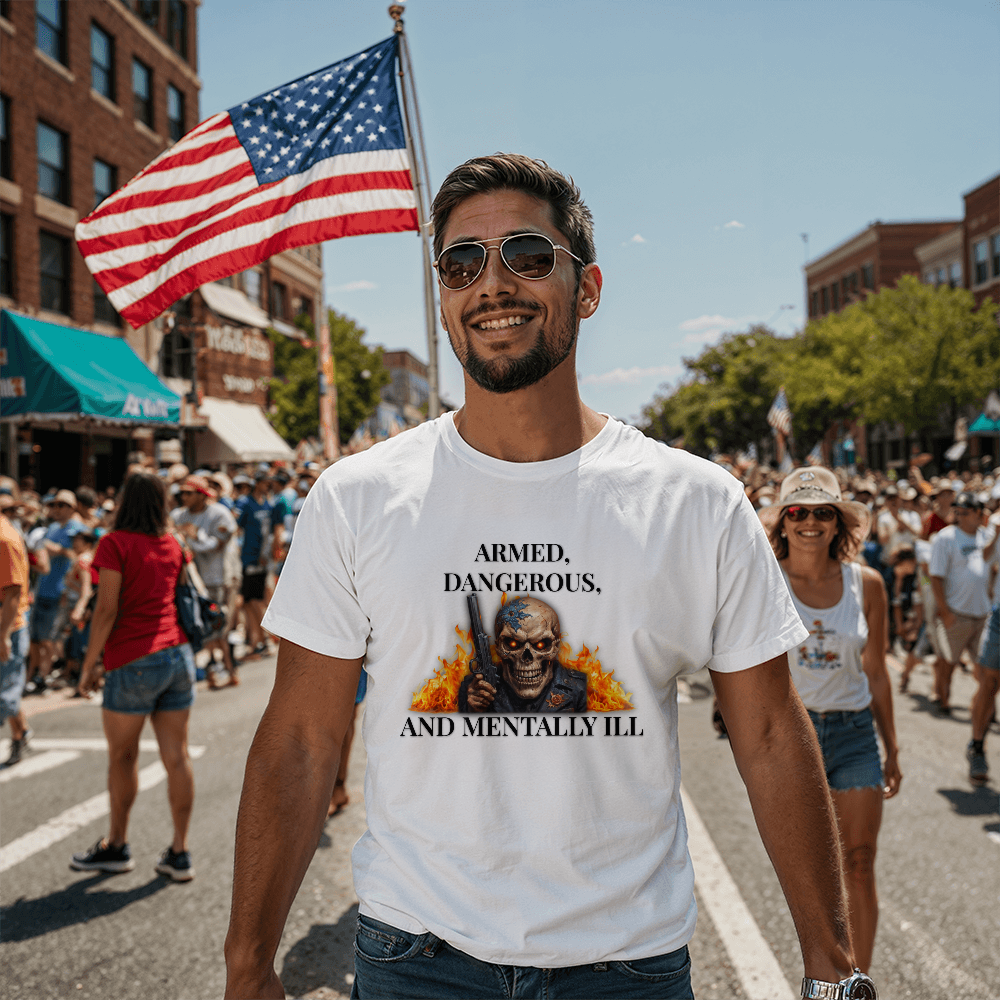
[434,233,584,290]
[784,505,838,522]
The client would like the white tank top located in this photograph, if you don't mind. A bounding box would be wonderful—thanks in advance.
[782,562,871,713]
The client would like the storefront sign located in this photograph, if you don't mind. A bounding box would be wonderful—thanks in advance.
[0,376,26,398]
[122,393,172,420]
[206,325,271,361]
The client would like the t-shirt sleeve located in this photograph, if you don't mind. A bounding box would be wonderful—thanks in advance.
[92,533,124,574]
[0,537,27,591]
[707,493,809,673]
[261,475,370,659]
[928,532,949,577]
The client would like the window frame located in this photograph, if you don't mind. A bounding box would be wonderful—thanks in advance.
[36,0,66,66]
[0,94,11,181]
[132,57,153,127]
[0,212,13,298]
[39,229,70,315]
[93,158,117,210]
[137,0,160,32]
[991,233,1000,280]
[166,83,184,143]
[92,277,119,326]
[36,120,69,205]
[166,0,187,59]
[271,281,286,319]
[861,263,874,290]
[972,238,989,286]
[90,22,116,100]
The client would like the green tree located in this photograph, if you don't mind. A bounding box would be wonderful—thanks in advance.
[328,308,391,445]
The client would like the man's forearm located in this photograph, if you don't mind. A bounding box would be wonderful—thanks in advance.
[0,588,21,642]
[930,577,948,617]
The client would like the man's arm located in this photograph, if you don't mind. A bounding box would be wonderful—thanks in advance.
[711,655,855,983]
[224,640,362,1000]
[1,583,21,662]
[930,575,953,628]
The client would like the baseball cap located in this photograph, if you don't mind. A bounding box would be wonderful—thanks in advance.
[953,491,983,511]
[179,476,215,497]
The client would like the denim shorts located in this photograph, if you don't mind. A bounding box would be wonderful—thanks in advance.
[0,627,29,724]
[102,643,196,715]
[351,914,693,999]
[29,596,61,643]
[807,706,883,792]
[978,605,1000,672]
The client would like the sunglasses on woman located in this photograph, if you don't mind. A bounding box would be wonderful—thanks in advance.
[434,233,584,290]
[784,505,838,522]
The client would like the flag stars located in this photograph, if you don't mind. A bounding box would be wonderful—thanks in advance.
[285,113,296,122]
[378,124,386,133]
[373,104,382,113]
[270,110,278,119]
[274,130,285,139]
[358,102,366,109]
[338,77,346,84]
[343,112,353,121]
[343,135,353,143]
[259,125,269,133]
[333,125,342,133]
[367,133,377,142]
[303,138,313,147]
[280,146,290,155]
[367,89,376,96]
[241,119,251,128]
[355,124,364,133]
[299,118,308,128]
[320,138,331,148]
[248,135,260,144]
[310,87,319,95]
[325,90,335,98]
[255,107,264,116]
[296,99,306,108]
[322,73,332,82]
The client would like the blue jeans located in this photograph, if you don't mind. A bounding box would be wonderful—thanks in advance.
[807,706,883,791]
[0,627,28,724]
[102,643,196,715]
[351,915,694,999]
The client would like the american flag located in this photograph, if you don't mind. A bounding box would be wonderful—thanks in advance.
[75,36,417,329]
[767,387,793,437]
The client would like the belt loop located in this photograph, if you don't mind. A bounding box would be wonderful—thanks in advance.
[593,961,608,972]
[421,935,441,958]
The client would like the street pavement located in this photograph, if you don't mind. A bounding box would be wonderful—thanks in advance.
[1,651,998,1000]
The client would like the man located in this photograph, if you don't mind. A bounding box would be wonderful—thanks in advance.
[234,472,282,658]
[1,501,32,764]
[929,492,994,716]
[172,476,239,686]
[27,490,82,692]
[967,500,999,784]
[225,155,863,1000]
[877,484,921,560]
[922,482,955,539]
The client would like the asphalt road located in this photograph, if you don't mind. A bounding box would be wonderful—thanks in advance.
[1,652,998,1000]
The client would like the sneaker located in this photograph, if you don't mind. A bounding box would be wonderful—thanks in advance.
[70,839,134,873]
[967,741,988,785]
[4,728,33,766]
[155,846,195,882]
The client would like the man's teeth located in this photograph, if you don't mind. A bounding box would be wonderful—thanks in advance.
[476,315,527,330]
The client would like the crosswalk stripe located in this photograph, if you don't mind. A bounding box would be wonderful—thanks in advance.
[0,750,81,784]
[0,738,161,755]
[0,746,205,873]
[681,784,795,1000]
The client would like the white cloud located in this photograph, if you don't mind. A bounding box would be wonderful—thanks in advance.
[683,330,724,344]
[679,314,738,332]
[630,233,646,243]
[723,220,745,229]
[579,364,681,387]
[329,280,377,293]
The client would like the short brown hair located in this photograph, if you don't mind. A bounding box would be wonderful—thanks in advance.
[431,153,596,281]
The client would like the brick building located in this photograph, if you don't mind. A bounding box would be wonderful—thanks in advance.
[0,1,322,484]
[962,173,1000,310]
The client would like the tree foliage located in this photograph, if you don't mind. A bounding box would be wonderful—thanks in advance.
[267,309,390,446]
[640,277,999,459]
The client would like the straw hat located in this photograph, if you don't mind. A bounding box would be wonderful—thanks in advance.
[760,466,872,541]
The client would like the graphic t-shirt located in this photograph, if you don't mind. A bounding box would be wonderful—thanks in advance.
[93,531,186,671]
[783,562,871,713]
[263,413,808,967]
[929,524,992,618]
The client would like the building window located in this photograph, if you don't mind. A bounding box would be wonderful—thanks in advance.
[949,261,961,288]
[973,239,989,285]
[37,121,69,204]
[297,296,313,324]
[159,326,192,379]
[848,271,858,296]
[0,94,10,180]
[992,233,1000,280]
[243,269,262,306]
[0,1,11,21]
[166,0,187,58]
[93,278,119,325]
[820,286,829,313]
[133,58,152,127]
[809,291,818,318]
[166,84,184,143]
[93,159,117,209]
[39,230,70,314]
[36,0,66,65]
[861,263,874,289]
[271,281,286,319]
[1,213,13,297]
[831,283,840,311]
[90,23,115,100]
[137,0,160,31]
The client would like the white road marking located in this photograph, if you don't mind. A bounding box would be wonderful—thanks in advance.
[681,784,795,1000]
[0,745,205,874]
[988,831,1000,846]
[0,737,161,755]
[0,750,81,784]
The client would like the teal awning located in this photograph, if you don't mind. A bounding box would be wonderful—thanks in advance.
[969,413,1000,434]
[0,310,180,425]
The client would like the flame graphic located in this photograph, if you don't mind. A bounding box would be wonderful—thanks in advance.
[409,624,633,713]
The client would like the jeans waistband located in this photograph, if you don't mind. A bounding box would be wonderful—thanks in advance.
[807,707,869,722]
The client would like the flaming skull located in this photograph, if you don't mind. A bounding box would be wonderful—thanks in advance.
[495,596,561,702]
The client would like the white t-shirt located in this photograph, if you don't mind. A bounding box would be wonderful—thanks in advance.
[263,413,808,967]
[170,502,236,587]
[783,562,871,713]
[877,507,921,556]
[929,524,992,618]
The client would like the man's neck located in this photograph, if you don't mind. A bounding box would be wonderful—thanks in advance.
[453,365,606,463]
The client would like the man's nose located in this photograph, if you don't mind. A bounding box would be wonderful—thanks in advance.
[477,245,517,296]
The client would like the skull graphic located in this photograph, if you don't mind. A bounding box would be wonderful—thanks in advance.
[494,597,561,702]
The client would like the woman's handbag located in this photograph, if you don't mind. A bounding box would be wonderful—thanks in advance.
[175,564,226,653]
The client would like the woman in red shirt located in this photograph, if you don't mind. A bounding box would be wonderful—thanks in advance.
[70,472,197,882]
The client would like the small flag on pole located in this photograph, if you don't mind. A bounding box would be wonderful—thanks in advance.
[806,441,823,466]
[76,36,417,329]
[767,387,792,437]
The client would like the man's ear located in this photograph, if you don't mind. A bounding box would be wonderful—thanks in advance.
[576,264,602,320]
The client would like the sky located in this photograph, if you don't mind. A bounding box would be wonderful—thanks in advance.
[196,0,1000,424]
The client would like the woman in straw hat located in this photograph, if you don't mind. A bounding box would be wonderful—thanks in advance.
[761,467,901,972]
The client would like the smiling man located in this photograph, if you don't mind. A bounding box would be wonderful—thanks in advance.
[225,154,874,1000]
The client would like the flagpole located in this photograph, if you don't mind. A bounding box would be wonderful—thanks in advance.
[390,4,441,420]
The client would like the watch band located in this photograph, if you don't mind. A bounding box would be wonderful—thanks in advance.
[800,979,843,1000]
[801,969,877,1000]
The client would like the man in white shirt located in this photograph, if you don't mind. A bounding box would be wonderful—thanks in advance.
[877,485,922,559]
[224,154,866,1000]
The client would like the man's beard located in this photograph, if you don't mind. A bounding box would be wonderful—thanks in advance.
[454,300,577,395]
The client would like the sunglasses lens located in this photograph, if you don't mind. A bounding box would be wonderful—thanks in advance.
[437,243,486,289]
[502,235,556,278]
[786,505,837,522]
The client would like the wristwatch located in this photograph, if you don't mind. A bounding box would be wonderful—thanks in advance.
[800,969,877,999]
